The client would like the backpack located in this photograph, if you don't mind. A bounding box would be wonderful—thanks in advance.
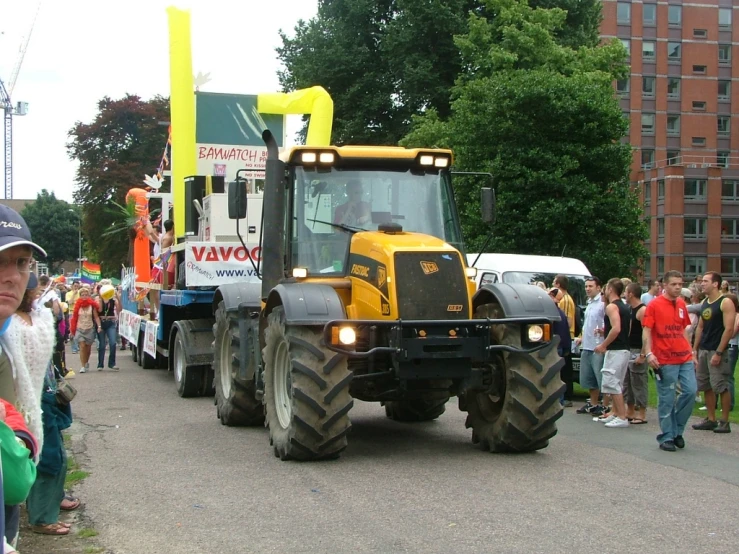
[574,304,584,338]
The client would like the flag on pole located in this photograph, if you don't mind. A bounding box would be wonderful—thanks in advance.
[81,261,102,284]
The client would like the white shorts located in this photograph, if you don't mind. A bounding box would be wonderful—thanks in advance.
[601,349,630,395]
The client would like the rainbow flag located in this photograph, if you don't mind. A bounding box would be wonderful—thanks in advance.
[81,261,101,284]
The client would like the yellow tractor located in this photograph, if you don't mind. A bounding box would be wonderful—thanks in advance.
[217,130,564,460]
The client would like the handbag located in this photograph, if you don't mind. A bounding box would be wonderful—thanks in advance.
[55,374,77,406]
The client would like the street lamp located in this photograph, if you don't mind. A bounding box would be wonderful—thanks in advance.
[69,208,85,276]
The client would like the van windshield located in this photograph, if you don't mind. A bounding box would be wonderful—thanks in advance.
[502,272,589,307]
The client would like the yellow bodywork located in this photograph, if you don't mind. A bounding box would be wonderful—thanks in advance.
[299,231,476,321]
[281,145,454,165]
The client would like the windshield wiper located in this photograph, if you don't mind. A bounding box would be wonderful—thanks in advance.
[307,219,367,234]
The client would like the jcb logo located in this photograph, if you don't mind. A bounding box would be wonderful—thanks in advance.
[377,266,387,288]
[447,304,463,312]
[420,261,439,275]
[381,301,391,315]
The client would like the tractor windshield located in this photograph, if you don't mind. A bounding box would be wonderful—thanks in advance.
[290,167,464,276]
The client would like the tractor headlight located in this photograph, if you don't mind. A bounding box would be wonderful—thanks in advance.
[527,325,545,343]
[338,327,357,345]
[301,152,317,163]
[319,152,335,164]
[419,155,434,166]
[465,267,477,279]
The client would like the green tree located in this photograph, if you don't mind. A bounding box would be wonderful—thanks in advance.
[20,190,80,273]
[529,0,603,48]
[277,0,477,145]
[66,94,170,273]
[402,0,646,280]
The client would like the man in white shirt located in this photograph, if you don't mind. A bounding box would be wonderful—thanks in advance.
[575,277,607,416]
[640,280,660,305]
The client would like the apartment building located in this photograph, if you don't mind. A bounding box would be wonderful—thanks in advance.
[601,0,738,283]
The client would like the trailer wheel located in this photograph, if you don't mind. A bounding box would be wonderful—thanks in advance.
[263,307,353,461]
[137,333,144,367]
[131,344,138,363]
[213,302,264,426]
[173,331,205,398]
[142,349,156,370]
[462,303,564,453]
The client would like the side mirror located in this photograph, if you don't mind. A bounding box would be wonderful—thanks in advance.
[481,187,496,225]
[228,179,247,219]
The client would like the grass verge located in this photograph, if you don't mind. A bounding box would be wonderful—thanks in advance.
[78,528,99,538]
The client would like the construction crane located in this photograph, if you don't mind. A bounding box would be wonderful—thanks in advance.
[1,2,41,199]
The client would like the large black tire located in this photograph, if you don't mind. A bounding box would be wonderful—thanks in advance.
[172,331,205,398]
[213,302,264,426]
[131,344,138,363]
[142,349,157,369]
[263,307,353,461]
[384,381,450,422]
[137,333,144,367]
[462,303,565,453]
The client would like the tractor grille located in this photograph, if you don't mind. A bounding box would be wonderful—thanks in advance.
[394,252,469,320]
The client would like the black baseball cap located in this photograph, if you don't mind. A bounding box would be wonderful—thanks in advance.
[0,204,47,258]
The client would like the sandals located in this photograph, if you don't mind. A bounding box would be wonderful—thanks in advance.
[629,418,648,425]
[61,495,81,511]
[31,523,70,535]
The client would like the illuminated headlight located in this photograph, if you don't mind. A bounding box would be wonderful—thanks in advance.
[319,152,335,164]
[301,152,317,163]
[419,155,434,166]
[465,267,477,278]
[527,325,545,342]
[338,327,356,345]
[292,267,308,278]
[434,157,450,168]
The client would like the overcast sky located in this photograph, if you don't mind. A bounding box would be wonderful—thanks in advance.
[1,0,318,202]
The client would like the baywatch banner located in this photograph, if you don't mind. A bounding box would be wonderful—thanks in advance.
[184,242,262,286]
[119,310,142,344]
[195,92,285,181]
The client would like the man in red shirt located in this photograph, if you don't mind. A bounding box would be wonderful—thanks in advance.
[642,270,698,452]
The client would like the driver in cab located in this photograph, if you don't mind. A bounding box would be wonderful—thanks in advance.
[334,179,370,227]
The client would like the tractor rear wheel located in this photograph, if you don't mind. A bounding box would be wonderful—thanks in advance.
[263,307,353,461]
[462,303,564,453]
[384,381,450,422]
[213,302,264,426]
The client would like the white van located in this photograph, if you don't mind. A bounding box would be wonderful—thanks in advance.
[466,253,592,308]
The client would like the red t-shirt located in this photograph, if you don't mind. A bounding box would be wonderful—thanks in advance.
[642,294,693,365]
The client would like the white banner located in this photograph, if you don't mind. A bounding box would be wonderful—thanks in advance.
[144,321,158,358]
[184,242,262,286]
[119,310,142,344]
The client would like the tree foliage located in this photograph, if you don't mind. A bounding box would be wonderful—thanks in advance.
[20,190,80,273]
[277,0,477,145]
[402,0,645,280]
[67,94,170,273]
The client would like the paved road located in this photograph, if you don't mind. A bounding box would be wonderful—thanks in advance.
[63,346,739,554]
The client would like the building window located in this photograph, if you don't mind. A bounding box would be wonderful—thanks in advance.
[667,150,680,165]
[644,181,651,205]
[642,77,655,98]
[718,151,731,168]
[718,116,731,136]
[642,41,655,60]
[667,115,680,136]
[657,256,665,275]
[668,5,682,26]
[719,80,731,101]
[617,2,631,23]
[719,45,731,64]
[641,113,655,135]
[616,79,629,94]
[668,42,681,61]
[641,149,655,168]
[722,219,739,239]
[693,65,707,75]
[685,257,707,277]
[643,3,656,25]
[693,29,708,38]
[723,180,739,199]
[684,179,707,200]
[620,39,630,55]
[719,8,732,27]
[721,258,739,276]
[657,179,665,200]
[644,257,651,278]
[692,137,706,147]
[684,218,707,239]
[667,78,680,99]
[657,218,665,238]
[692,101,706,111]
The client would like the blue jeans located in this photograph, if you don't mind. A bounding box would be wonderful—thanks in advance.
[97,320,117,368]
[71,334,79,354]
[728,345,737,411]
[656,362,697,445]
